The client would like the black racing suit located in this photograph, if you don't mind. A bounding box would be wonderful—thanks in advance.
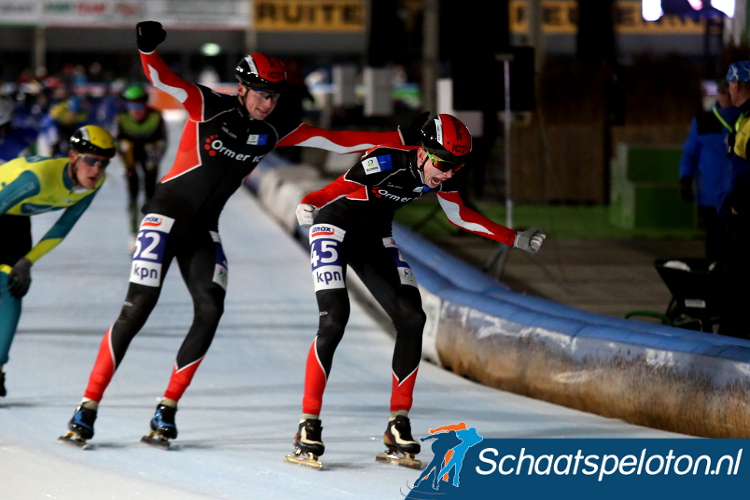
[299,145,518,416]
[82,49,403,405]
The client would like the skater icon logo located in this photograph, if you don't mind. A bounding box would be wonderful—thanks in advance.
[405,422,483,499]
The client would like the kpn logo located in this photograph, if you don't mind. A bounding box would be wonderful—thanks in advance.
[405,422,483,499]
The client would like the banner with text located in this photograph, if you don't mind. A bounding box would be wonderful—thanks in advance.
[403,425,748,499]
[0,0,249,28]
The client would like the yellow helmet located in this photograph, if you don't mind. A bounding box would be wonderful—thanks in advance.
[70,125,116,158]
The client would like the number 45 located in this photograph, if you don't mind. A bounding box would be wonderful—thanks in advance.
[311,240,338,267]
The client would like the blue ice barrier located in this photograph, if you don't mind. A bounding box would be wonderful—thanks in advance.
[393,222,750,364]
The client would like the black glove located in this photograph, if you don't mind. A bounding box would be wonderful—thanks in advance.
[679,176,694,202]
[136,21,166,53]
[398,111,430,145]
[8,257,32,298]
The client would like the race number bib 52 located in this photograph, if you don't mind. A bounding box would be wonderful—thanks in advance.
[130,214,175,287]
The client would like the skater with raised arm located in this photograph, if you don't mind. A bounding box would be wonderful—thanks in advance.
[60,20,428,449]
[287,114,546,468]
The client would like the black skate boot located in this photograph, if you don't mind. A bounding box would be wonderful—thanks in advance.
[141,403,177,449]
[285,419,324,469]
[58,404,97,449]
[0,371,6,397]
[376,415,422,469]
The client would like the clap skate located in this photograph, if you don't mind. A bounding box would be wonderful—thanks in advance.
[58,404,97,450]
[141,403,177,449]
[285,418,324,469]
[375,415,422,469]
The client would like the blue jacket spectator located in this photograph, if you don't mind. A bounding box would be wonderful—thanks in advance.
[679,80,739,262]
[679,92,740,209]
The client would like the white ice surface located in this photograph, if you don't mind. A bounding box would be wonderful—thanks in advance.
[0,154,684,500]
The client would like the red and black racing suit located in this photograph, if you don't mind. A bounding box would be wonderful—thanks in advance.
[299,145,518,416]
[82,49,403,405]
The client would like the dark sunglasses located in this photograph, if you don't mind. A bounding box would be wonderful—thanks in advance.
[425,151,464,173]
[247,87,281,101]
[79,154,110,169]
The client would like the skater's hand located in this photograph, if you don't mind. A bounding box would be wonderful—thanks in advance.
[295,203,319,228]
[136,21,166,53]
[8,257,32,298]
[398,111,430,146]
[513,226,546,254]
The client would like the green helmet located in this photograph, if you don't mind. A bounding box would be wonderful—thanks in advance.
[123,84,148,102]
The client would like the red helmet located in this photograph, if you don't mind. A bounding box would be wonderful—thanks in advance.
[421,114,472,164]
[235,53,286,92]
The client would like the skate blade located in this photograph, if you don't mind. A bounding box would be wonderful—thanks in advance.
[285,451,323,469]
[376,451,422,470]
[141,430,171,449]
[57,431,89,450]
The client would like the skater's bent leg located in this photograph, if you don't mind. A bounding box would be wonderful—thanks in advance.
[302,288,350,416]
[350,237,426,414]
[0,270,22,366]
[0,215,32,367]
[389,286,426,413]
[162,242,227,402]
[162,285,225,401]
[83,284,160,402]
[144,164,158,201]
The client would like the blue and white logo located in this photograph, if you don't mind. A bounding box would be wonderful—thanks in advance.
[361,154,393,175]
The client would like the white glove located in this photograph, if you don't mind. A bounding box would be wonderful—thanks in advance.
[295,203,319,228]
[513,226,546,254]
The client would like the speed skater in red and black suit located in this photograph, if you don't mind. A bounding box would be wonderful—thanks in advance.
[59,20,429,449]
[287,114,546,467]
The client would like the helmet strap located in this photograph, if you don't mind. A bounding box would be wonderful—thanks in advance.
[416,152,428,184]
[69,155,81,188]
[237,85,248,109]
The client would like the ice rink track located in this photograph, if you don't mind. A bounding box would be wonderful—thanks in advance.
[0,115,683,499]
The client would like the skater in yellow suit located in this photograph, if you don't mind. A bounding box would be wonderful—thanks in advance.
[0,124,115,397]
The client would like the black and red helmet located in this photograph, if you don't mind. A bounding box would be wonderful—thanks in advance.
[235,53,287,92]
[421,114,472,164]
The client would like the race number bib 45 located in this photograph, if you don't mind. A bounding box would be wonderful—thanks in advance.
[130,214,175,287]
[309,224,346,291]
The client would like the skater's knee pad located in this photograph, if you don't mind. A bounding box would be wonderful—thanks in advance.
[117,287,160,327]
[192,287,225,323]
[317,305,349,346]
[316,289,350,329]
[393,290,426,335]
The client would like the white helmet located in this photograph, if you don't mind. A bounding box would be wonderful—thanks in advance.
[0,96,13,127]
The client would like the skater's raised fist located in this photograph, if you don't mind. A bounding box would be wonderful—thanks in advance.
[136,21,166,53]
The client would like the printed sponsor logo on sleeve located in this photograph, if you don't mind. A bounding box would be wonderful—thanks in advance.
[246,134,268,145]
[362,154,393,175]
